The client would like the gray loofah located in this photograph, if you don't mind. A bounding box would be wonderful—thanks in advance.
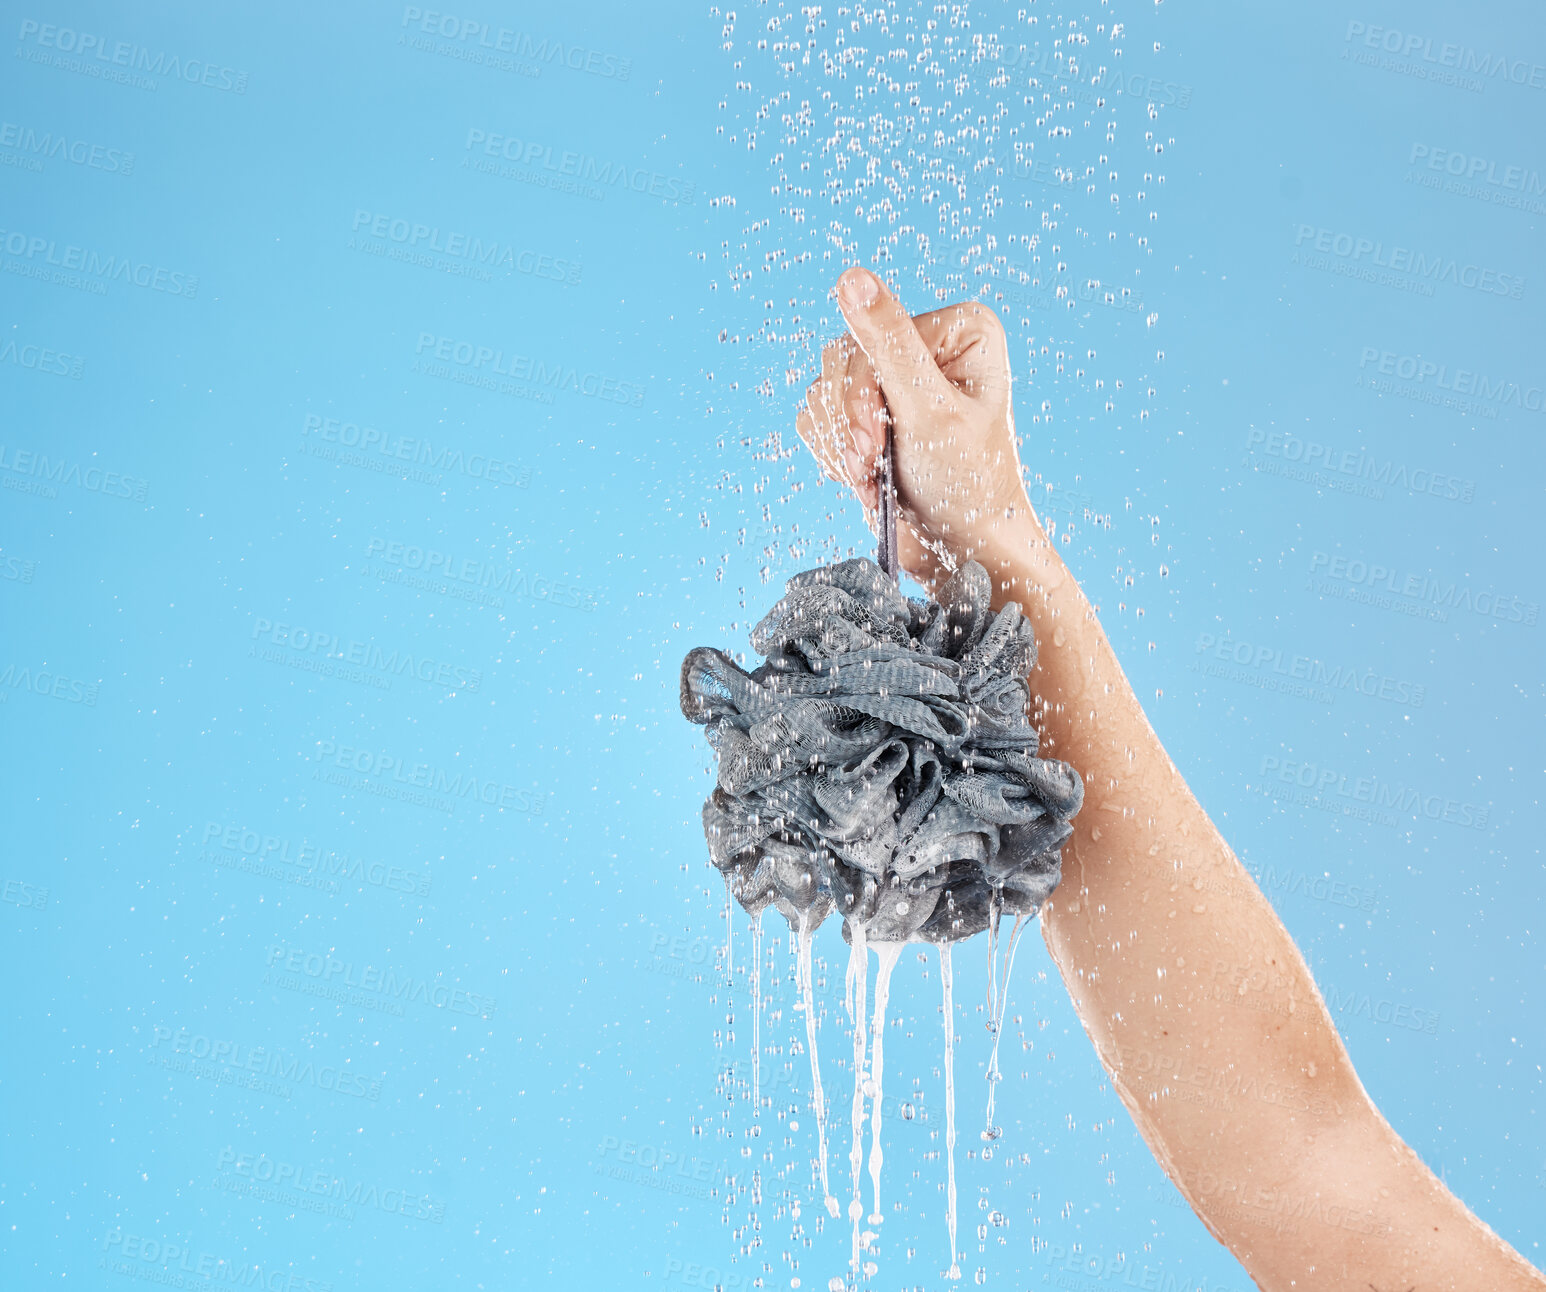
[681,557,1083,944]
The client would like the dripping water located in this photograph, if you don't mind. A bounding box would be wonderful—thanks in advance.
[751,908,764,1114]
[867,941,904,1228]
[844,920,870,1275]
[985,897,1001,1027]
[724,875,733,979]
[984,912,1027,1139]
[797,914,839,1219]
[940,942,960,1281]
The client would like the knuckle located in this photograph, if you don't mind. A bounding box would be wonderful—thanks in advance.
[971,305,1006,339]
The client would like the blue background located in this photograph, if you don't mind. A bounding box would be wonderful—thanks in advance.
[1,0,1541,1288]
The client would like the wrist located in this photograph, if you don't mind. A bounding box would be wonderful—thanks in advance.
[960,501,1072,609]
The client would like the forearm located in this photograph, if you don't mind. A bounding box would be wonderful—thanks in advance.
[804,265,1537,1280]
[953,507,1543,1290]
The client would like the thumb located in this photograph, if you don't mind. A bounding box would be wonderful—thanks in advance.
[836,268,954,424]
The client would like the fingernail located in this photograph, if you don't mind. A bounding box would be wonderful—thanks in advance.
[843,448,868,483]
[840,268,878,310]
[851,423,875,456]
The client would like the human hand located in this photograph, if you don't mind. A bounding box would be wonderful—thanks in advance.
[795,267,1037,591]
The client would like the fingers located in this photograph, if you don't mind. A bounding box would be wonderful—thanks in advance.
[842,346,888,461]
[832,342,882,511]
[794,405,835,479]
[799,339,846,476]
[911,302,1011,406]
[836,267,956,423]
[795,283,1013,519]
[818,336,869,496]
[796,400,870,507]
[798,338,878,510]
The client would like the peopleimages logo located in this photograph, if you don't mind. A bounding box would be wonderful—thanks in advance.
[999,43,1193,108]
[1247,862,1377,914]
[0,445,149,502]
[1406,144,1546,216]
[1032,1246,1253,1292]
[198,821,431,897]
[464,129,694,204]
[309,738,546,815]
[0,662,99,706]
[148,1024,385,1101]
[1409,144,1545,195]
[299,417,531,488]
[1356,347,1546,417]
[0,120,134,174]
[1259,755,1489,832]
[0,551,38,583]
[349,209,581,285]
[1290,223,1525,299]
[1,876,48,908]
[1245,428,1475,503]
[998,256,1147,318]
[0,225,199,297]
[1322,985,1440,1036]
[1309,551,1539,627]
[1119,1043,1349,1119]
[1342,21,1546,92]
[15,20,250,93]
[301,413,531,486]
[100,1231,329,1290]
[413,332,645,406]
[0,337,83,379]
[660,1256,752,1291]
[363,538,599,612]
[594,1136,748,1201]
[249,616,483,691]
[264,942,498,1019]
[1193,633,1424,708]
[215,1148,446,1223]
[398,7,631,80]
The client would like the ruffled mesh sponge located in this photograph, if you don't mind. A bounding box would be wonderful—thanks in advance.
[680,557,1084,944]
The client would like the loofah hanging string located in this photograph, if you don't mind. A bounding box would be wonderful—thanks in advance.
[876,420,899,582]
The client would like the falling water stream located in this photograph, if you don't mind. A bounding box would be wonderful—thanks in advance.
[751,911,764,1114]
[778,923,1024,1284]
[939,942,960,1281]
[723,877,733,979]
[797,914,839,1219]
[866,943,903,1228]
[843,922,870,1275]
[985,913,1028,1140]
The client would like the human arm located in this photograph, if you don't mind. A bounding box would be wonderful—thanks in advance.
[794,266,1546,1291]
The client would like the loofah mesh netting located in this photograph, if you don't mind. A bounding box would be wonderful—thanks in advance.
[680,556,1084,944]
